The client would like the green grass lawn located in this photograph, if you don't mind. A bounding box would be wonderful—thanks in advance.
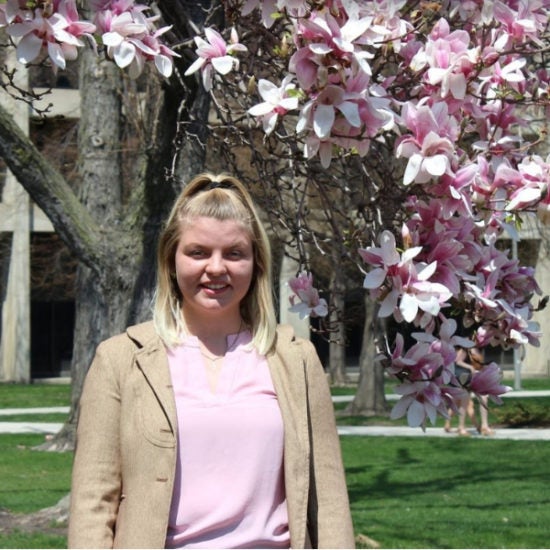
[0,434,73,549]
[0,383,70,409]
[343,436,550,549]
[1,433,549,549]
[0,435,72,514]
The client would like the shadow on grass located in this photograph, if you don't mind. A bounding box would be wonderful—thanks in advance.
[343,437,550,548]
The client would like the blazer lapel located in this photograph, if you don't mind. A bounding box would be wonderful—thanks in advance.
[128,323,178,436]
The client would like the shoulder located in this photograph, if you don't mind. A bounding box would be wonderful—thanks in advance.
[274,324,311,347]
[273,324,319,363]
[96,321,160,357]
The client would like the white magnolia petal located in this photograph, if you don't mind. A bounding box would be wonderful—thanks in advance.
[184,56,206,76]
[417,261,437,281]
[279,97,299,110]
[379,290,398,317]
[416,295,440,316]
[337,101,361,127]
[407,399,426,427]
[363,268,387,289]
[47,42,66,69]
[262,112,278,135]
[379,231,400,265]
[102,31,124,47]
[423,154,448,177]
[400,293,419,323]
[16,33,43,64]
[155,55,173,78]
[390,397,410,420]
[113,41,136,68]
[313,104,335,139]
[425,401,438,425]
[449,73,466,99]
[313,299,329,317]
[257,78,278,98]
[507,187,541,210]
[211,55,235,75]
[248,102,274,116]
[401,246,422,263]
[403,153,422,185]
[309,42,332,54]
[289,302,311,320]
[318,141,333,168]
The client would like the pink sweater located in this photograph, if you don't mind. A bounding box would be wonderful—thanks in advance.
[165,331,290,549]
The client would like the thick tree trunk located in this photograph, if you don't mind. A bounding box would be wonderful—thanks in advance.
[345,294,389,416]
[36,50,137,451]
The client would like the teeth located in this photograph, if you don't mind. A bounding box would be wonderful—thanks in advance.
[205,284,226,289]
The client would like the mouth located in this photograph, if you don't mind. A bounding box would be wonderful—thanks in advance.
[202,283,228,290]
[201,282,230,295]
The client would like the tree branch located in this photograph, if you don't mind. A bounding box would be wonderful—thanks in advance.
[0,102,110,275]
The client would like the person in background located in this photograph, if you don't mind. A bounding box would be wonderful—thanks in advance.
[467,345,495,436]
[444,347,479,436]
[444,345,494,437]
[68,172,355,549]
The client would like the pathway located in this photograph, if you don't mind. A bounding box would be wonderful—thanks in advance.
[1,390,550,440]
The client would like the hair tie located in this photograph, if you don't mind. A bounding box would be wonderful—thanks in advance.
[203,180,235,191]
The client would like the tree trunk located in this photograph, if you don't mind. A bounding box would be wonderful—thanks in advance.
[36,50,139,451]
[328,255,347,385]
[345,294,389,416]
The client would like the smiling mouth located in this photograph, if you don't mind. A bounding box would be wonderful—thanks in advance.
[203,283,228,290]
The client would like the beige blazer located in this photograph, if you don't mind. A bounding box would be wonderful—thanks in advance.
[68,322,355,549]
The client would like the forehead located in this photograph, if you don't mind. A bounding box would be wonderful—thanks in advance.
[179,216,252,245]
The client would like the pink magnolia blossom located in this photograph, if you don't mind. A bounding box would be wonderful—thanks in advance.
[1,0,177,76]
[94,3,179,78]
[248,76,300,134]
[297,85,361,140]
[491,0,548,48]
[395,101,459,185]
[469,363,511,404]
[184,27,247,91]
[288,271,328,319]
[303,134,336,169]
[411,18,477,100]
[506,155,550,211]
[4,0,96,70]
[390,379,453,428]
[360,230,452,323]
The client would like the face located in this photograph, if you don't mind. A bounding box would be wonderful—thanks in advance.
[174,216,254,325]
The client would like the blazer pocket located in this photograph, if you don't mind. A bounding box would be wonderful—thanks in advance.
[133,385,176,448]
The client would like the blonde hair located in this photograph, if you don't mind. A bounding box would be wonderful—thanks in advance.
[153,173,277,354]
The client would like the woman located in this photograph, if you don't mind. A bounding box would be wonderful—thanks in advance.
[68,173,354,549]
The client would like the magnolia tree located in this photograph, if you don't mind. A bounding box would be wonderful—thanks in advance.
[185,0,550,428]
[2,0,550,429]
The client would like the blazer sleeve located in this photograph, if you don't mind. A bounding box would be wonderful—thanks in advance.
[303,341,355,549]
[68,340,123,549]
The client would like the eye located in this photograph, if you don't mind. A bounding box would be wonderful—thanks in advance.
[187,249,207,258]
[227,249,244,259]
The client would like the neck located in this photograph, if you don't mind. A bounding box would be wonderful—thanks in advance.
[182,309,243,348]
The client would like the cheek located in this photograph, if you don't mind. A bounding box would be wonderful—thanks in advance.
[238,261,255,282]
[174,258,196,288]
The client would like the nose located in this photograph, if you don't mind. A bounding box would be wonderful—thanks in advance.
[205,253,227,276]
